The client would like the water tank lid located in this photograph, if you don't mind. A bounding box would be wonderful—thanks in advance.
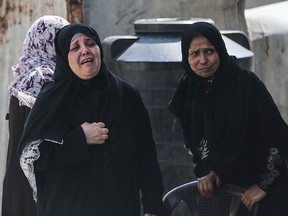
[116,34,253,63]
[134,18,214,34]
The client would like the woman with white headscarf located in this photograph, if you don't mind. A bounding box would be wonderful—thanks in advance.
[2,15,69,216]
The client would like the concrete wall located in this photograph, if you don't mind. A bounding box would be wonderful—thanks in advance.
[84,0,247,40]
[84,0,287,40]
[252,34,288,122]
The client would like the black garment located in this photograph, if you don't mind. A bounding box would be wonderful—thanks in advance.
[19,24,164,216]
[2,96,36,216]
[33,80,163,216]
[168,22,288,214]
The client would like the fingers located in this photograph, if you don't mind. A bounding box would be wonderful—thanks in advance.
[91,122,108,133]
[82,121,109,145]
[92,121,105,128]
[99,128,109,141]
[241,196,255,212]
[95,125,109,137]
[241,184,266,212]
[198,177,214,198]
[197,171,222,198]
[93,123,109,144]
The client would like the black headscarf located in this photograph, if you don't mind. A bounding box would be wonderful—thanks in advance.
[181,21,229,77]
[168,22,250,176]
[19,24,124,189]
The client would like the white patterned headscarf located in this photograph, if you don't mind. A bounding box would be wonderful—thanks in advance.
[8,15,69,108]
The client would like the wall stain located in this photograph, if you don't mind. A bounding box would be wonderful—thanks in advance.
[0,0,10,44]
[0,1,34,45]
[0,16,8,44]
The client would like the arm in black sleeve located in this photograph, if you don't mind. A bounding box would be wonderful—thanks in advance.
[252,73,288,193]
[132,88,164,216]
[34,126,91,171]
[167,75,209,177]
[179,116,210,178]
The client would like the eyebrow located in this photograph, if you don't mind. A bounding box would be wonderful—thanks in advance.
[189,47,214,52]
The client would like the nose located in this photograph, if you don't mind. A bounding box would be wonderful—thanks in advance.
[199,52,207,64]
[81,46,90,55]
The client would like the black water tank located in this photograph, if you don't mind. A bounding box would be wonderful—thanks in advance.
[102,18,253,192]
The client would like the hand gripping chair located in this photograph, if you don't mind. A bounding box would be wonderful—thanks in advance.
[163,180,259,216]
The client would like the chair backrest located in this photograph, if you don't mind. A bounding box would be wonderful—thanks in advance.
[163,180,259,216]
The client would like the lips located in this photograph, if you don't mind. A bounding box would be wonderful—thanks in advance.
[198,67,209,71]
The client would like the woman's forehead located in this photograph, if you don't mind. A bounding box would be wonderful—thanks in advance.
[70,35,94,44]
[190,35,213,46]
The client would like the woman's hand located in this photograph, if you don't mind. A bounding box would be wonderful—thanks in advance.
[197,171,221,198]
[81,122,109,145]
[241,184,266,212]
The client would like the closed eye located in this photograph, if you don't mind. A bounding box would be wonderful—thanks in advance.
[86,39,96,47]
[70,45,79,51]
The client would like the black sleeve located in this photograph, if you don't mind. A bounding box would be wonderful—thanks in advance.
[252,74,288,193]
[34,126,91,171]
[7,96,31,165]
[168,75,210,178]
[132,88,164,216]
[179,116,210,178]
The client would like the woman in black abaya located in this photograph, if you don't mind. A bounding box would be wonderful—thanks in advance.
[19,23,164,216]
[168,21,288,215]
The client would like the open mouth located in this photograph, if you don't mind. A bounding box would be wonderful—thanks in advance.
[81,58,93,65]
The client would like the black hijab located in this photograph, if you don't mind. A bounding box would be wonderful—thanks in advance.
[168,22,250,176]
[19,23,124,154]
[181,21,229,77]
